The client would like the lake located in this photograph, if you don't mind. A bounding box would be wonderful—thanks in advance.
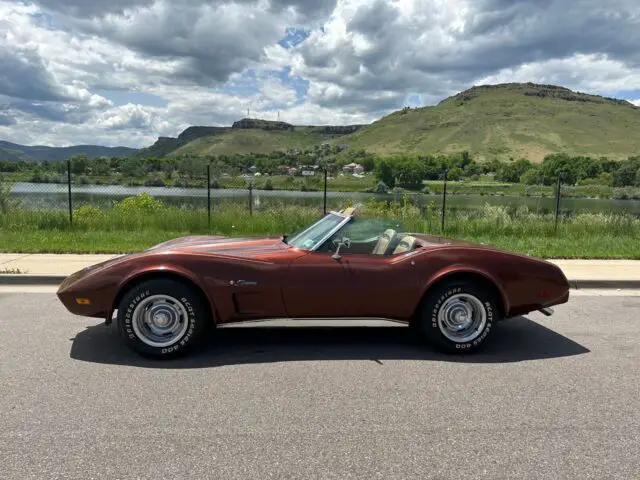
[7,182,640,216]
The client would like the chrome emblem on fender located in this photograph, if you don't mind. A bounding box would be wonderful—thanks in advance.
[229,280,258,286]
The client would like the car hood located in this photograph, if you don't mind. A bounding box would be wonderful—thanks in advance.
[146,235,291,258]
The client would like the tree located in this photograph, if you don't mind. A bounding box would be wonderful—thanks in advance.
[573,156,602,181]
[374,158,395,188]
[484,158,503,175]
[121,157,149,178]
[520,168,541,185]
[447,166,462,181]
[70,154,89,175]
[540,154,576,185]
[90,157,110,176]
[614,163,637,187]
[496,158,533,183]
[360,155,375,172]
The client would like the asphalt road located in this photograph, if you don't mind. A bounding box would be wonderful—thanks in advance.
[1,290,639,480]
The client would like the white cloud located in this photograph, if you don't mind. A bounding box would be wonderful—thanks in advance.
[259,78,298,106]
[477,54,640,94]
[1,0,640,149]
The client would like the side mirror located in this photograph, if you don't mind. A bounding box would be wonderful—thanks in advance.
[332,236,351,260]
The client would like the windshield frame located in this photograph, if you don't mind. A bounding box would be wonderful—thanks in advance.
[287,212,352,251]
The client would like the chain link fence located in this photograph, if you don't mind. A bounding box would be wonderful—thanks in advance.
[2,159,640,236]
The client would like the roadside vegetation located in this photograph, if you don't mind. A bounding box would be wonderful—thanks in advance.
[2,150,640,200]
[0,193,638,258]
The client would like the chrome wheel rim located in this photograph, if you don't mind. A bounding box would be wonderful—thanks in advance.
[437,293,487,343]
[132,294,190,348]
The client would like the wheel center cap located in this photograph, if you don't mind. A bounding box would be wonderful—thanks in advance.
[154,313,170,327]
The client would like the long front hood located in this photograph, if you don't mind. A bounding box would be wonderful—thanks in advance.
[147,235,291,259]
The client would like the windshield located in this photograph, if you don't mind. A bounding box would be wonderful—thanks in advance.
[288,213,348,250]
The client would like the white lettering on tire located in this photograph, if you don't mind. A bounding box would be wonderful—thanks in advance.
[429,286,493,350]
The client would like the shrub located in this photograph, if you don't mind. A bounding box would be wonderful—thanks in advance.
[74,205,104,224]
[114,193,164,215]
[144,177,166,187]
[373,181,389,193]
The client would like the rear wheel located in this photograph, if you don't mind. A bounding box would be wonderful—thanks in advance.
[414,280,499,353]
[117,279,210,358]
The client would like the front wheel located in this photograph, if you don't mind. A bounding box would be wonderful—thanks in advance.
[414,280,500,353]
[117,279,210,358]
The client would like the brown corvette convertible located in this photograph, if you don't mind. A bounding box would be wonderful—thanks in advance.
[57,207,570,358]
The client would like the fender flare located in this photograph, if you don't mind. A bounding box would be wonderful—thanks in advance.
[110,264,219,325]
[420,265,511,317]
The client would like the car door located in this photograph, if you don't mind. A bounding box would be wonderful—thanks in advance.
[283,248,365,317]
[338,251,422,319]
[282,227,422,320]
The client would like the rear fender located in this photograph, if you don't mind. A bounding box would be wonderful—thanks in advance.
[421,265,511,317]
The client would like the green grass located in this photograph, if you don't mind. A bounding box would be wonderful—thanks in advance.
[1,200,638,258]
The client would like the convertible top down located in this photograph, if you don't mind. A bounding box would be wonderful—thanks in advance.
[58,206,570,358]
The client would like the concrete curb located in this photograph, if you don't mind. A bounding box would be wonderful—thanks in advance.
[570,280,640,290]
[1,274,640,290]
[0,275,67,285]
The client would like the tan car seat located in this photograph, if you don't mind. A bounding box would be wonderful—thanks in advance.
[372,229,397,255]
[393,235,417,254]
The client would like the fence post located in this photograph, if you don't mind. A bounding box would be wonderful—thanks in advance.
[249,183,253,215]
[554,175,562,233]
[441,169,448,234]
[207,164,211,227]
[323,168,328,215]
[67,159,73,225]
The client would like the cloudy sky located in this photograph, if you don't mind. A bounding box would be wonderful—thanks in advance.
[1,0,640,148]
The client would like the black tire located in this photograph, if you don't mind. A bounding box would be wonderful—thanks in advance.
[117,278,210,358]
[414,280,499,353]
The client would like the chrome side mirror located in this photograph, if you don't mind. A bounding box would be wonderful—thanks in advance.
[332,237,351,260]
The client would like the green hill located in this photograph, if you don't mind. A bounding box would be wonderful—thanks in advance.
[140,119,363,157]
[336,83,640,162]
[0,140,138,162]
[153,83,640,162]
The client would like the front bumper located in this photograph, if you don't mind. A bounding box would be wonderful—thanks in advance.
[56,256,129,318]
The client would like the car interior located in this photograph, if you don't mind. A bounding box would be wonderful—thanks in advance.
[371,229,419,255]
[322,226,421,256]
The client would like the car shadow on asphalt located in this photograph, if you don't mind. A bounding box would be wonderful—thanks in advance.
[69,316,590,369]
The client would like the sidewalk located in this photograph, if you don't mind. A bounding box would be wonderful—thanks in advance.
[1,253,639,288]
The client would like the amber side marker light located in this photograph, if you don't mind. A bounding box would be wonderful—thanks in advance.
[75,298,91,305]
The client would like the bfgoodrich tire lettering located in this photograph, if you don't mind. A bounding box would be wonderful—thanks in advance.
[416,280,499,353]
[117,278,209,358]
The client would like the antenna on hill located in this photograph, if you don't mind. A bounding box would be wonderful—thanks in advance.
[277,111,280,122]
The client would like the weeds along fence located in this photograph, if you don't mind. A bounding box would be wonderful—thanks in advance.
[2,160,639,236]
